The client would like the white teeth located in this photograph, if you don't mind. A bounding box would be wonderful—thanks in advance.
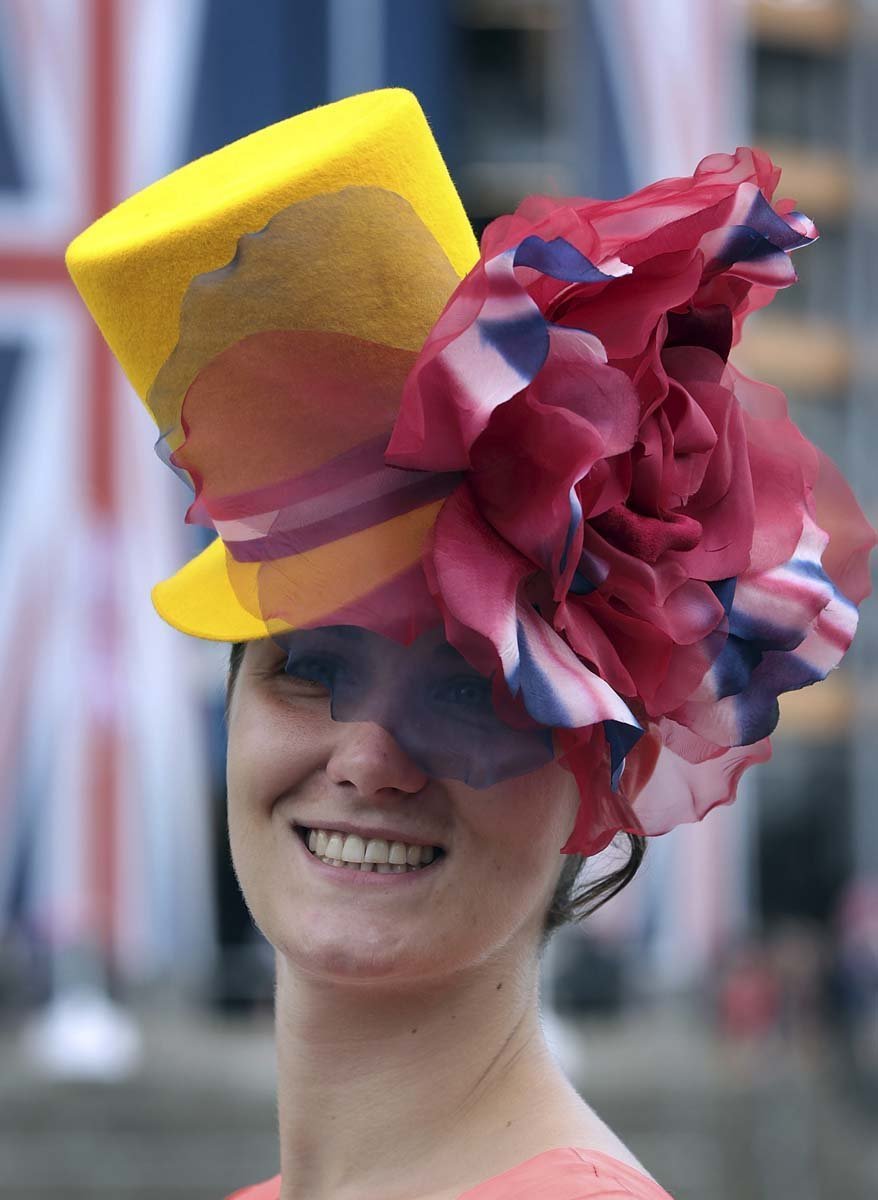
[324,832,345,860]
[303,827,442,867]
[317,856,419,874]
[341,835,366,863]
[364,841,385,864]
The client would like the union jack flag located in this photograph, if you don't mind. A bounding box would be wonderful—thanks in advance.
[0,0,215,993]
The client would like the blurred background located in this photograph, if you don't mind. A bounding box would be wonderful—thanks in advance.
[1,1,876,1197]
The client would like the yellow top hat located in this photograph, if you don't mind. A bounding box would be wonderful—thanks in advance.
[66,88,479,641]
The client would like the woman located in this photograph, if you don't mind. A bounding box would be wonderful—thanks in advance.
[223,631,658,1200]
[66,89,874,1200]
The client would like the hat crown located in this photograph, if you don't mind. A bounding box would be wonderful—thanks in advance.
[65,88,478,403]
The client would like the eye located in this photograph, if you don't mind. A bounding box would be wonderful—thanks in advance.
[281,654,341,694]
[430,675,495,713]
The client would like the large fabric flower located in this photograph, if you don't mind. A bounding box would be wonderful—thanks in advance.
[387,147,876,856]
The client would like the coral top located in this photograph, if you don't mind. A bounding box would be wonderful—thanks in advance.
[224,1146,675,1199]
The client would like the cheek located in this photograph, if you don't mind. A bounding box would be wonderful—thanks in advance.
[463,765,580,893]
[226,688,331,821]
[496,764,580,851]
[225,690,336,928]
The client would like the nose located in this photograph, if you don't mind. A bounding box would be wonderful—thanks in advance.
[325,720,429,797]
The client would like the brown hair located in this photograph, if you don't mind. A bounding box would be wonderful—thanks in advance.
[225,641,645,949]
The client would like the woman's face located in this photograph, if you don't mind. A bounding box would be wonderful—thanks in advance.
[226,632,581,984]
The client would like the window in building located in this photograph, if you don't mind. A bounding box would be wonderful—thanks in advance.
[752,44,848,148]
[768,221,847,321]
[756,736,852,926]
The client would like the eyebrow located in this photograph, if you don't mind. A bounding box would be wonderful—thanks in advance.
[430,641,484,672]
[261,625,365,660]
[320,625,367,643]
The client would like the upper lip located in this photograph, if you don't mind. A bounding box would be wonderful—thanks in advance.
[292,819,446,850]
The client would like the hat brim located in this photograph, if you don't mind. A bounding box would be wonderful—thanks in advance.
[151,500,444,642]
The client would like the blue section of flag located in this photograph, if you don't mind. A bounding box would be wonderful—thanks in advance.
[0,58,23,190]
[187,0,328,161]
[386,0,452,152]
[0,344,24,457]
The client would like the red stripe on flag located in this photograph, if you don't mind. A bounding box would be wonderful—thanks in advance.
[0,253,69,284]
[88,0,116,517]
[87,0,119,962]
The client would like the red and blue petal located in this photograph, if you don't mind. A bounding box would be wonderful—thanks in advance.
[387,235,628,473]
[386,149,873,853]
[675,515,860,746]
[427,484,642,779]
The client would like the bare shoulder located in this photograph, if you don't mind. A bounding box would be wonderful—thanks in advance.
[517,1082,658,1183]
[418,1072,662,1200]
[556,1104,658,1182]
[420,1116,662,1200]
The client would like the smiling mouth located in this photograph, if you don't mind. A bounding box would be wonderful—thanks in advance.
[294,825,446,873]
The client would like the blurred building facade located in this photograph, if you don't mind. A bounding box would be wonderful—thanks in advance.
[740,0,878,933]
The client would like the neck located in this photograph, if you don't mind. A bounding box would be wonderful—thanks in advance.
[275,943,572,1200]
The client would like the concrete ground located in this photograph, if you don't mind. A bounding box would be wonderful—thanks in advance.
[0,996,875,1200]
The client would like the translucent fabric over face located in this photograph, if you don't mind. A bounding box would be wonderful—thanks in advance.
[274,625,555,788]
[148,187,465,640]
[145,187,567,794]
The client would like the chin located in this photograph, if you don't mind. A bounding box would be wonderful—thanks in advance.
[281,926,429,982]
